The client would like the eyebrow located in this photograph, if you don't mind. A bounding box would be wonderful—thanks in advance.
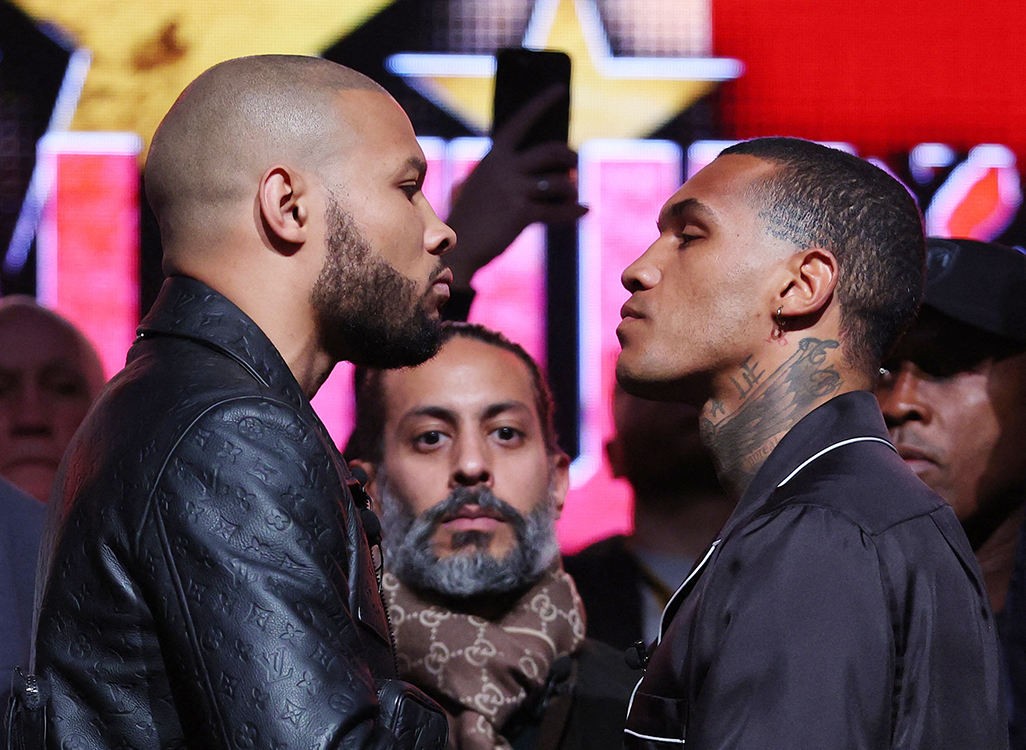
[401,405,457,425]
[666,197,717,223]
[400,400,532,425]
[407,156,427,179]
[481,401,532,421]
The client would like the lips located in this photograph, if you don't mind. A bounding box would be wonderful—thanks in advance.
[440,504,506,533]
[440,504,506,523]
[893,442,942,477]
[620,301,643,321]
[430,267,452,301]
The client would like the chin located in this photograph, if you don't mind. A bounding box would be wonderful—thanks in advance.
[616,362,710,405]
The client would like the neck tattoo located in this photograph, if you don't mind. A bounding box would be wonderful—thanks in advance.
[702,337,844,495]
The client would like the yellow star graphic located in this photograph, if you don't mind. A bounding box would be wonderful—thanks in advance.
[387,0,741,145]
[13,0,394,153]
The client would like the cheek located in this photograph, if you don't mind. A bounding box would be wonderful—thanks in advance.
[382,453,450,516]
[54,402,91,438]
[943,405,1001,504]
[496,453,552,515]
[373,204,428,276]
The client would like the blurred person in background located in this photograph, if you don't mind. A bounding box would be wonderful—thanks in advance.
[565,385,734,651]
[0,297,104,503]
[876,237,1026,749]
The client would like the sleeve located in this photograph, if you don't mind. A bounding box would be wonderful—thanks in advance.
[140,398,398,750]
[687,504,894,750]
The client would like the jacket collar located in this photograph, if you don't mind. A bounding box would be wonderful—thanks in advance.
[723,390,893,537]
[135,275,310,412]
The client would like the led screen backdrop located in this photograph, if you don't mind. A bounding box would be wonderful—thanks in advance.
[5,0,1026,551]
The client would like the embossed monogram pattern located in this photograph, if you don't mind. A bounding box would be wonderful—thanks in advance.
[382,569,585,750]
[30,277,408,749]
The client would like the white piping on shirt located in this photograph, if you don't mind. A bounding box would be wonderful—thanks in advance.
[657,539,721,646]
[776,436,895,488]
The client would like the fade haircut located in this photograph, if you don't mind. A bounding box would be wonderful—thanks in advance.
[720,137,925,373]
[347,322,560,464]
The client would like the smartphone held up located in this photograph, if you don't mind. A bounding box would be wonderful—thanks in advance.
[492,48,572,150]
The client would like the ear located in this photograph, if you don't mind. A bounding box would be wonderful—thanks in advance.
[777,248,838,318]
[549,451,571,519]
[348,458,380,511]
[258,165,310,249]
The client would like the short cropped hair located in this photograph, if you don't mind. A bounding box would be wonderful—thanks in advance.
[721,137,925,372]
[347,322,560,464]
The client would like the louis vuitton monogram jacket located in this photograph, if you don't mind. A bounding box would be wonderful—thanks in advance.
[29,276,415,749]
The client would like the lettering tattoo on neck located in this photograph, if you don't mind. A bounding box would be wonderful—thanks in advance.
[701,337,844,494]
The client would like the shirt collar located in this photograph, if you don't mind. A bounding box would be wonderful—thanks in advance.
[723,391,894,536]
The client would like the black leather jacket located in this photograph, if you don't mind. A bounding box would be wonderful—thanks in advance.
[27,276,437,749]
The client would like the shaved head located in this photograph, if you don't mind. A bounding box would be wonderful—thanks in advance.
[144,55,387,256]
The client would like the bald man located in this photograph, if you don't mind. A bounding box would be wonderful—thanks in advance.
[0,297,104,503]
[15,56,454,750]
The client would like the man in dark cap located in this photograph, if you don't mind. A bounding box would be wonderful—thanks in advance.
[877,237,1026,749]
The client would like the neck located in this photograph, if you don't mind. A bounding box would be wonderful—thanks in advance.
[975,502,1026,614]
[169,240,334,399]
[701,336,861,497]
[185,268,333,399]
[631,490,735,559]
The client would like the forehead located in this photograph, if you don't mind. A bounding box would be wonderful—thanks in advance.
[381,337,539,422]
[0,309,85,370]
[660,154,778,225]
[333,90,424,164]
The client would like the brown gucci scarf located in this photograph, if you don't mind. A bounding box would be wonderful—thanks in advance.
[381,567,587,750]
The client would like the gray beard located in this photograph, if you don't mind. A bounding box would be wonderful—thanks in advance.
[378,480,560,599]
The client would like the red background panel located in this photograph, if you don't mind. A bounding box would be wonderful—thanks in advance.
[713,0,1026,158]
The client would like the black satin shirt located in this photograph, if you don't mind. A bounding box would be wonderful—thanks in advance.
[624,391,1007,749]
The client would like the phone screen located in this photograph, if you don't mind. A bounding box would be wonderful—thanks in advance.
[492,48,572,149]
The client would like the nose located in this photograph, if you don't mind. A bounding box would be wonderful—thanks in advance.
[877,363,931,428]
[423,201,457,257]
[10,381,52,437]
[450,434,492,489]
[621,242,661,294]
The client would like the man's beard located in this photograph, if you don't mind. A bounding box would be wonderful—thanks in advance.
[378,481,561,599]
[310,196,443,369]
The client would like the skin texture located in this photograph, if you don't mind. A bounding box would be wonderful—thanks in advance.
[0,299,105,502]
[315,90,454,307]
[616,154,860,496]
[355,336,569,563]
[144,56,456,397]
